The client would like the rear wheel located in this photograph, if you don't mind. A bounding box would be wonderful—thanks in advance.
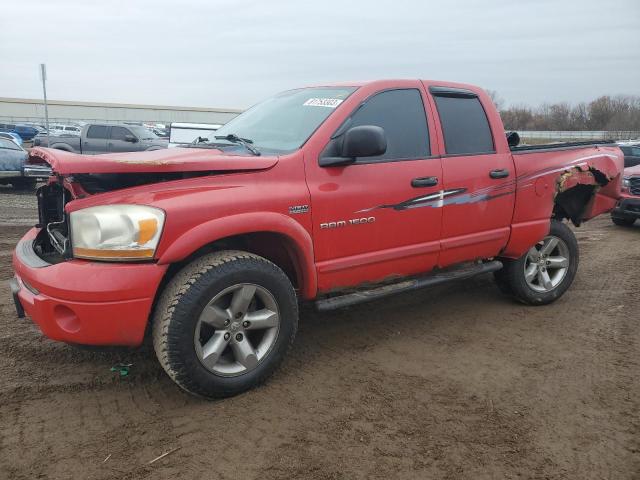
[495,220,578,305]
[611,216,635,227]
[152,251,298,398]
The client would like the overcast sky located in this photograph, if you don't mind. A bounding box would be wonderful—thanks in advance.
[1,0,639,109]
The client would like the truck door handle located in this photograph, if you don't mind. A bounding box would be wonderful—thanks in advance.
[489,169,510,179]
[411,176,438,188]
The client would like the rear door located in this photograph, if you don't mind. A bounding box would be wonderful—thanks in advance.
[306,86,443,291]
[428,87,516,266]
[83,125,109,154]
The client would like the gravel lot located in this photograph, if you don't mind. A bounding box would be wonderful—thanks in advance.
[0,185,638,480]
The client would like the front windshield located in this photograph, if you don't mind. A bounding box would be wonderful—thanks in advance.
[0,138,21,150]
[129,126,159,140]
[212,87,357,153]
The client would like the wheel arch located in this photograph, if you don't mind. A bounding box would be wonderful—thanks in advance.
[156,212,317,299]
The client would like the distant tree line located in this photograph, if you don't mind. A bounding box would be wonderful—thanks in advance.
[486,91,640,131]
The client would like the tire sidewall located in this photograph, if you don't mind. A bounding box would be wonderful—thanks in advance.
[164,256,297,396]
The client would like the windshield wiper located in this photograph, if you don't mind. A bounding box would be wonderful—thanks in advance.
[214,134,261,156]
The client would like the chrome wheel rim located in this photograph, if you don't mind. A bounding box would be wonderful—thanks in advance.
[524,235,570,293]
[194,283,280,377]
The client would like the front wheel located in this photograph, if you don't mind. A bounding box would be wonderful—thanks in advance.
[152,251,298,398]
[495,220,579,305]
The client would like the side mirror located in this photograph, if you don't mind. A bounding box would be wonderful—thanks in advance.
[124,134,138,143]
[33,138,41,146]
[319,125,387,167]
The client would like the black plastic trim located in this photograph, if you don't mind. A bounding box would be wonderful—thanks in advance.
[315,261,503,311]
[8,278,25,318]
[429,86,478,98]
[511,140,615,154]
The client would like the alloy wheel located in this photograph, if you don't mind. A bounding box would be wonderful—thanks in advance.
[194,283,280,377]
[523,235,570,293]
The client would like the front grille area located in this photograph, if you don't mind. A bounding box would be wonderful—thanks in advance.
[34,183,71,260]
[630,177,640,196]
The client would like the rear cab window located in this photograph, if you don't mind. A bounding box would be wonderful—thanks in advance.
[430,87,495,155]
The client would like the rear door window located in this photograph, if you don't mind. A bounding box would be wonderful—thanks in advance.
[432,91,494,155]
[86,125,109,139]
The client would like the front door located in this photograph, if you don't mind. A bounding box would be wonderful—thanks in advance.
[305,86,444,292]
[108,126,137,152]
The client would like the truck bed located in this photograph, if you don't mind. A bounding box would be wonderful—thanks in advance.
[511,139,616,154]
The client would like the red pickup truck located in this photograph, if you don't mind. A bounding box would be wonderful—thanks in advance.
[10,80,623,398]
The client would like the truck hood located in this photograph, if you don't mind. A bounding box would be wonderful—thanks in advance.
[28,146,278,175]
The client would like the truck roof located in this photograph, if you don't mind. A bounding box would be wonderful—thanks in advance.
[303,79,483,93]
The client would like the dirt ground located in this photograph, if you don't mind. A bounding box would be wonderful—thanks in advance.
[0,185,638,480]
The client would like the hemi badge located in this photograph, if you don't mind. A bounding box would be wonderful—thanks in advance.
[289,205,309,214]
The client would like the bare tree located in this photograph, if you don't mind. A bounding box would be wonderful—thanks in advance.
[495,94,640,131]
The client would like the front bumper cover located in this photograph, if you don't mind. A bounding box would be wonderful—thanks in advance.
[11,228,169,346]
[612,195,640,220]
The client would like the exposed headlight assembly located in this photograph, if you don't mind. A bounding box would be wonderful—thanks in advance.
[70,205,165,261]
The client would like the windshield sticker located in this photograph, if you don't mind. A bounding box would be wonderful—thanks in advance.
[303,98,344,108]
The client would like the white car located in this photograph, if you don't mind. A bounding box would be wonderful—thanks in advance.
[50,124,82,136]
[169,122,222,147]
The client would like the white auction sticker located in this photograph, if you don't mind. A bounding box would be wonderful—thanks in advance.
[303,98,344,108]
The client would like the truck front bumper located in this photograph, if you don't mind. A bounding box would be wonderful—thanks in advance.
[11,228,168,346]
[612,195,640,221]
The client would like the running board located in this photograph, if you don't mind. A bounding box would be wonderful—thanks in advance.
[315,260,503,312]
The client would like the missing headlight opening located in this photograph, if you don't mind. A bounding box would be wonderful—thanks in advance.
[33,183,71,262]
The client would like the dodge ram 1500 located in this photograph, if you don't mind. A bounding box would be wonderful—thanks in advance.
[10,80,623,398]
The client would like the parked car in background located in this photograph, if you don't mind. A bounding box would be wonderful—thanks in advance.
[0,132,24,147]
[151,127,169,138]
[50,124,83,136]
[0,137,35,190]
[0,123,40,141]
[169,122,222,147]
[611,164,640,226]
[616,142,640,168]
[33,123,168,154]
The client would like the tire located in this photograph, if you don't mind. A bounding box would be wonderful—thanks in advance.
[11,178,37,191]
[152,250,298,398]
[611,216,635,227]
[495,220,579,305]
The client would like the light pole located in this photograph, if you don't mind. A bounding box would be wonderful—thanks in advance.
[39,64,50,146]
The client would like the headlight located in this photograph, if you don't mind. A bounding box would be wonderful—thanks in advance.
[70,205,165,261]
[622,177,630,189]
